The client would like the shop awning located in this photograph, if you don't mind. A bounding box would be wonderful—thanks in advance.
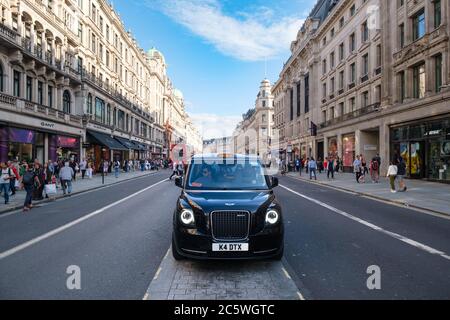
[87,130,128,151]
[115,136,140,150]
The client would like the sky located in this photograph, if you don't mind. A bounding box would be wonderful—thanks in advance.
[113,0,317,139]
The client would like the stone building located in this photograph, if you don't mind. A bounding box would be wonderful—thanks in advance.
[0,0,201,168]
[273,0,450,181]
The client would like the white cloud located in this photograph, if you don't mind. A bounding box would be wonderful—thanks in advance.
[146,0,304,61]
[189,113,241,139]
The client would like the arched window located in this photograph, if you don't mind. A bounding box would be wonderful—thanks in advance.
[0,63,3,92]
[87,93,92,114]
[63,90,71,113]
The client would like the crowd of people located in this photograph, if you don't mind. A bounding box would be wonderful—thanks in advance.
[0,157,168,212]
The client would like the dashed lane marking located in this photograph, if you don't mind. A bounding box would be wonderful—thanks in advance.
[280,184,450,262]
[0,179,169,260]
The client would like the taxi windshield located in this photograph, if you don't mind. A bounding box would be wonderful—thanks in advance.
[187,158,269,190]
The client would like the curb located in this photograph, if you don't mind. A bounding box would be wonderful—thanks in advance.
[285,173,450,217]
[0,170,161,215]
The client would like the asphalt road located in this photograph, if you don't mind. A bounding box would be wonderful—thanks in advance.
[0,170,449,299]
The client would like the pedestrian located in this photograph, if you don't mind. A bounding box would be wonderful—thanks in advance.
[169,161,178,180]
[80,158,87,179]
[295,158,300,173]
[33,162,45,200]
[87,162,93,179]
[370,157,379,183]
[335,156,340,173]
[60,162,74,195]
[8,161,19,196]
[361,155,369,176]
[0,162,13,204]
[70,160,78,181]
[43,162,56,199]
[114,159,121,178]
[374,153,381,176]
[308,157,317,180]
[397,157,407,192]
[327,157,335,179]
[21,163,40,212]
[386,160,398,193]
[305,158,310,174]
[353,155,362,183]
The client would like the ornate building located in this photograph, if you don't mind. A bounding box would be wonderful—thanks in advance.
[0,0,201,167]
[272,0,450,181]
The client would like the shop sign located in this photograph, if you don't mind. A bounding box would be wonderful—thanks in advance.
[40,121,55,129]
[364,144,378,151]
[82,143,91,148]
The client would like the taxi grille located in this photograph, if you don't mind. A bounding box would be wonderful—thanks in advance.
[211,211,250,240]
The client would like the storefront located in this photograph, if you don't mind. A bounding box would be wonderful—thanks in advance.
[328,137,338,160]
[48,134,80,162]
[0,126,43,163]
[342,134,355,172]
[390,116,450,182]
[86,130,128,172]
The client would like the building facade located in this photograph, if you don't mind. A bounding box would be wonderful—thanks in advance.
[233,79,274,162]
[0,0,201,169]
[272,0,450,182]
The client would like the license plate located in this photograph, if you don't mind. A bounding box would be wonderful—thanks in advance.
[212,243,249,252]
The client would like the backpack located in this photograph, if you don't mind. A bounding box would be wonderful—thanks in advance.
[23,171,34,185]
[371,161,379,171]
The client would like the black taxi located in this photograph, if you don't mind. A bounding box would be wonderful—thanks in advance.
[172,154,284,260]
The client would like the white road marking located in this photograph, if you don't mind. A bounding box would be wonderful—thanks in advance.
[153,267,162,280]
[0,179,168,260]
[280,184,450,262]
[297,291,306,300]
[282,267,292,279]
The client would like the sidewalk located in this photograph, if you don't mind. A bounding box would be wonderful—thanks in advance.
[0,169,164,214]
[286,170,450,216]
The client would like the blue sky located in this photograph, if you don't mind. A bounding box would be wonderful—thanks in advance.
[113,0,316,138]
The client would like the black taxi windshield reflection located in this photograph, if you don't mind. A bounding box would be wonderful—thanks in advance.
[187,158,269,190]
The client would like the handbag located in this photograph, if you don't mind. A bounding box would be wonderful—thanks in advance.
[14,180,20,188]
[45,183,57,195]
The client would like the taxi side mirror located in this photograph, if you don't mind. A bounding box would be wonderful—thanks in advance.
[271,177,279,188]
[175,177,183,188]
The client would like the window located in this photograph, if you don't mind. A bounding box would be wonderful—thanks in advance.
[91,34,96,53]
[350,33,356,52]
[91,4,96,22]
[330,77,335,94]
[87,93,93,114]
[339,43,344,61]
[330,28,335,38]
[330,107,335,119]
[412,9,425,41]
[322,59,327,75]
[26,76,32,101]
[434,0,441,29]
[362,91,369,108]
[38,81,43,105]
[0,63,3,92]
[322,83,327,99]
[339,102,344,116]
[413,63,426,98]
[63,90,71,113]
[362,53,369,76]
[99,16,103,33]
[339,70,345,90]
[113,107,117,126]
[350,97,356,112]
[78,22,83,42]
[106,50,110,67]
[350,4,356,16]
[330,51,335,69]
[48,85,53,108]
[296,81,301,117]
[435,54,443,92]
[304,74,309,113]
[399,23,405,48]
[290,88,294,121]
[350,63,356,83]
[399,71,406,102]
[95,97,105,123]
[78,57,83,74]
[362,21,369,42]
[339,17,345,29]
[376,45,382,68]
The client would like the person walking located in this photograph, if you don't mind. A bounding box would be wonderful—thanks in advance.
[8,161,19,196]
[374,153,381,177]
[114,159,121,178]
[327,157,335,179]
[353,156,362,183]
[361,155,369,176]
[386,160,398,193]
[295,158,301,173]
[0,162,13,204]
[33,162,45,201]
[79,158,87,179]
[169,161,178,180]
[370,158,380,183]
[60,162,74,195]
[308,157,317,180]
[397,157,407,192]
[305,158,310,174]
[87,162,93,179]
[21,164,40,212]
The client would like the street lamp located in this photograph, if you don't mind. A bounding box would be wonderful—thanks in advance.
[101,148,106,184]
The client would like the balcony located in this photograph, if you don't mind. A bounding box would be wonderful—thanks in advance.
[0,92,83,127]
[319,103,381,129]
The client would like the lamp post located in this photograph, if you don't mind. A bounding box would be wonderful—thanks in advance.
[101,148,106,185]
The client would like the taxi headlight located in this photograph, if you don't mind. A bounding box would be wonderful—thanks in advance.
[265,210,279,225]
[180,209,195,225]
